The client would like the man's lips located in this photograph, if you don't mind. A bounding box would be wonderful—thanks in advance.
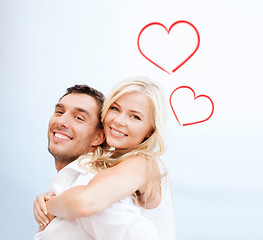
[52,131,72,141]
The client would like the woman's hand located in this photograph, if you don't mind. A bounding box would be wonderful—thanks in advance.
[33,191,56,228]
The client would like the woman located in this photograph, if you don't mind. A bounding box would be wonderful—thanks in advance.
[34,78,175,239]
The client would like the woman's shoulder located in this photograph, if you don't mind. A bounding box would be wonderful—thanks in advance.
[119,154,161,180]
[118,154,150,169]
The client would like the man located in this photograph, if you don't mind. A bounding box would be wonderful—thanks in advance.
[33,85,160,240]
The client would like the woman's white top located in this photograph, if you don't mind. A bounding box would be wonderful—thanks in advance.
[141,173,176,240]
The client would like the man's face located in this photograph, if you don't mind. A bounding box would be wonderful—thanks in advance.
[48,93,101,165]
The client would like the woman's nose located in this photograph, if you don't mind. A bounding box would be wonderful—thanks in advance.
[114,114,127,127]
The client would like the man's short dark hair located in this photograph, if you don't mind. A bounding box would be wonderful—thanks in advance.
[60,84,105,129]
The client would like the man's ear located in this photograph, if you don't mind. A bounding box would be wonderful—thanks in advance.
[91,129,105,147]
[146,128,154,139]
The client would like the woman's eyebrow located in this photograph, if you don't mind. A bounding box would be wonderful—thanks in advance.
[130,110,144,117]
[114,101,144,117]
[112,102,120,107]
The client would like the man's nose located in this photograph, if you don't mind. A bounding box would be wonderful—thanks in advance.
[56,113,70,129]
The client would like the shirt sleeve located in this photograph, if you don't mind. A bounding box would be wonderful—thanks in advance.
[79,197,160,240]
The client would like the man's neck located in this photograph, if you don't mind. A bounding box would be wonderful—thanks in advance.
[54,150,94,172]
[55,161,69,172]
[55,158,78,172]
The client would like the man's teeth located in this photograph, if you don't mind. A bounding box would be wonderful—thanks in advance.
[55,133,70,140]
[112,129,125,136]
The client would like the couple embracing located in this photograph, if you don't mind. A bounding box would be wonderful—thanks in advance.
[33,77,175,240]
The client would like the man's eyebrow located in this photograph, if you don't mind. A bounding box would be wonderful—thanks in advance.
[75,107,90,117]
[55,103,64,108]
[55,104,90,117]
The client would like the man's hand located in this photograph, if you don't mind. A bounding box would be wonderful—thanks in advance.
[33,191,56,230]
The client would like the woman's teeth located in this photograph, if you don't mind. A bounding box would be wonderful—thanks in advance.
[112,129,125,136]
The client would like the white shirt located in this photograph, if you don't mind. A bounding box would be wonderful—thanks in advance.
[34,156,160,240]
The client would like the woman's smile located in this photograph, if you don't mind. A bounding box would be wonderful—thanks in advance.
[110,127,127,138]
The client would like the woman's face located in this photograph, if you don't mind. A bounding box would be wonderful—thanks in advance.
[103,92,153,150]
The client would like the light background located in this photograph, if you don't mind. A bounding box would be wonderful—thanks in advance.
[0,0,262,239]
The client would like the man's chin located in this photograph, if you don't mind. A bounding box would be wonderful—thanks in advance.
[48,146,67,159]
[48,146,80,163]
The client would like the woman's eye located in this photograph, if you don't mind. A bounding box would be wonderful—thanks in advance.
[131,115,141,120]
[110,106,119,112]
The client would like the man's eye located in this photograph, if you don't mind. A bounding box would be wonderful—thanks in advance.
[75,116,84,121]
[56,111,63,114]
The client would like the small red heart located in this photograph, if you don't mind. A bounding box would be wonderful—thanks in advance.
[169,86,214,126]
[137,20,200,74]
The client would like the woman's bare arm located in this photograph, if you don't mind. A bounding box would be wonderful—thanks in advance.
[46,155,152,219]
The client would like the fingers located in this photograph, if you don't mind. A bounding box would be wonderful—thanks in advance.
[36,193,48,215]
[33,200,49,226]
[33,192,55,228]
[44,191,56,202]
[48,191,56,197]
[33,198,50,227]
[38,224,47,232]
[44,192,56,201]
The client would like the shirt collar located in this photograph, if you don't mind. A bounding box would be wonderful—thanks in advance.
[59,153,93,175]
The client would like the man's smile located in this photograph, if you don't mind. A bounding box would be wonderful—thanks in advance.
[53,131,72,141]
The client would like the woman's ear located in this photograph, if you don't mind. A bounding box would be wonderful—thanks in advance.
[91,129,105,146]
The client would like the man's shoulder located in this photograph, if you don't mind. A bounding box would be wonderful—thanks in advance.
[65,154,95,174]
[73,155,97,186]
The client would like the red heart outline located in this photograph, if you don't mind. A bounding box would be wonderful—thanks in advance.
[137,20,200,75]
[169,86,214,126]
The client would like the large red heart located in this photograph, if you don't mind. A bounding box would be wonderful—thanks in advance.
[169,86,214,126]
[137,21,200,74]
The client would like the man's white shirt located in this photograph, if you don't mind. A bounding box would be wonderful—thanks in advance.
[34,157,160,240]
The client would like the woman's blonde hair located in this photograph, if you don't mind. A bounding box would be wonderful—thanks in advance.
[81,77,167,205]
